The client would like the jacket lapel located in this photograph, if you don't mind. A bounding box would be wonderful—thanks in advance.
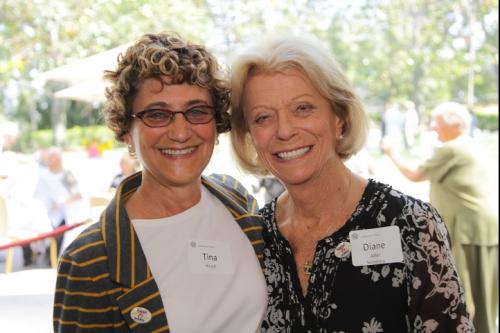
[202,175,265,268]
[102,172,169,332]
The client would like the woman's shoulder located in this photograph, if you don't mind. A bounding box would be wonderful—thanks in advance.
[258,199,279,234]
[60,222,106,261]
[367,179,429,206]
[204,173,259,214]
[364,179,439,225]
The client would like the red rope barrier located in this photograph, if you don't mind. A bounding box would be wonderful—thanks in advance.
[0,222,86,250]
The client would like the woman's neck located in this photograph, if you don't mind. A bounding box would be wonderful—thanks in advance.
[277,162,356,229]
[125,173,203,219]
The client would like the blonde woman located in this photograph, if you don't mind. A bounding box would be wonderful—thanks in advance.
[230,33,472,332]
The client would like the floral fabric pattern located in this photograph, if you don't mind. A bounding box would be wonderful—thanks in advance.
[259,180,473,333]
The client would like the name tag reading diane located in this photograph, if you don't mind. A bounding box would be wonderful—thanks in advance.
[188,239,234,274]
[349,226,404,266]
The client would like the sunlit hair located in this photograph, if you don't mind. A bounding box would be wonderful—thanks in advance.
[102,32,231,142]
[431,102,471,131]
[229,33,368,175]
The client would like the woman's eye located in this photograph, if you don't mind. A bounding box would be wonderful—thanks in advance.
[147,110,169,120]
[255,113,271,124]
[296,104,313,113]
[188,108,208,116]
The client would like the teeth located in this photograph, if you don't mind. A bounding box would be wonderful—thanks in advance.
[277,147,310,160]
[161,147,195,156]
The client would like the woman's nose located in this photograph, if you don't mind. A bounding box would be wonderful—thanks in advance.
[276,114,298,140]
[167,113,193,142]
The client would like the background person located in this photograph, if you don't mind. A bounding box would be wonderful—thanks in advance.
[53,32,267,333]
[383,101,498,333]
[109,151,139,190]
[402,100,419,149]
[230,33,472,332]
[379,100,405,152]
[0,124,53,267]
[33,147,82,256]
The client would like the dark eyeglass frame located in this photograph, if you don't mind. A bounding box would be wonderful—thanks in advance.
[131,105,216,128]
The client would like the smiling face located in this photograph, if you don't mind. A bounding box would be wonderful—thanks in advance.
[124,77,216,190]
[243,69,343,186]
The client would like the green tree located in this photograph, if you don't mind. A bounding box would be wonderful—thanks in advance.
[1,0,214,145]
[1,0,497,151]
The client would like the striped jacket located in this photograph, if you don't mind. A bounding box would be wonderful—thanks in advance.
[53,172,264,332]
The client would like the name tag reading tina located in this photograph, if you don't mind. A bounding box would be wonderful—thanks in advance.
[188,239,234,275]
[350,226,403,266]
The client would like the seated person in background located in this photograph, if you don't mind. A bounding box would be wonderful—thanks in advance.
[33,146,81,256]
[109,152,139,190]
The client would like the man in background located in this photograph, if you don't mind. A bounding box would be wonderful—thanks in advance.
[383,102,498,333]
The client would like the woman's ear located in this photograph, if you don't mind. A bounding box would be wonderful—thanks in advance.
[123,132,132,146]
[123,133,136,156]
[335,117,344,140]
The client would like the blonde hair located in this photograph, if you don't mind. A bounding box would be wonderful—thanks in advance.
[102,32,231,142]
[230,33,368,175]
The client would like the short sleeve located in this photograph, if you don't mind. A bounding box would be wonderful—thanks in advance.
[418,146,459,183]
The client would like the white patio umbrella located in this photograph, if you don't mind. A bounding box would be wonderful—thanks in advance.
[53,81,108,104]
[37,43,131,103]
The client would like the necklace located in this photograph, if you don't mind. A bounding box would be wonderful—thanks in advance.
[303,172,353,276]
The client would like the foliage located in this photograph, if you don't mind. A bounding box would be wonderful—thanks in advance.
[17,128,53,151]
[1,0,213,143]
[475,107,499,131]
[16,124,117,152]
[1,0,498,152]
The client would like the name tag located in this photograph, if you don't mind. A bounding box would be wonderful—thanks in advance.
[188,239,234,275]
[350,226,403,266]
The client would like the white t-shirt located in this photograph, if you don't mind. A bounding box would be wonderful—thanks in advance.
[132,186,267,333]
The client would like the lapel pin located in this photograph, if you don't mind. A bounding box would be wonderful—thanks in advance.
[334,241,351,258]
[131,307,152,324]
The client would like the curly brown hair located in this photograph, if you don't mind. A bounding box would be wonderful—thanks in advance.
[102,32,231,142]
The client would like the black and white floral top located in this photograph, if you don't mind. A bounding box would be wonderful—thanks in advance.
[259,180,474,333]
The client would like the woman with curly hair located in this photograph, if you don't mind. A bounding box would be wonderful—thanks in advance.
[53,32,267,333]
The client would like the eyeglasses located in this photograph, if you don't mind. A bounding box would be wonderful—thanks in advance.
[132,105,215,128]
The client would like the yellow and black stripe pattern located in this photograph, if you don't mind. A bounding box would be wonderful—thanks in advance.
[53,172,264,332]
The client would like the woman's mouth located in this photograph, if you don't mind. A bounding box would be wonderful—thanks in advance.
[275,146,311,160]
[160,147,196,156]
